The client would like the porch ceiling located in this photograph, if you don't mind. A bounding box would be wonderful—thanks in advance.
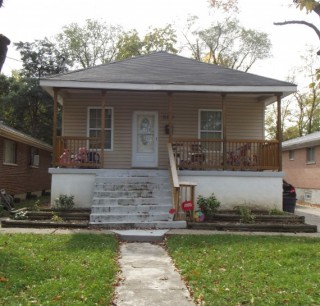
[42,87,287,107]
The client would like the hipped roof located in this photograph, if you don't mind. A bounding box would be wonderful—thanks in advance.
[40,51,296,100]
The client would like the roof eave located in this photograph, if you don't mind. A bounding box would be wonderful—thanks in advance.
[0,127,52,152]
[40,80,297,97]
[282,140,320,151]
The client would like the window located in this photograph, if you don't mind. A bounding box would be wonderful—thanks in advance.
[88,107,113,150]
[3,139,17,164]
[306,147,316,164]
[289,150,295,161]
[30,147,39,167]
[199,110,222,150]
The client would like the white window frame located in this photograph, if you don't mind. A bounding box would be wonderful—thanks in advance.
[306,147,316,164]
[3,139,17,165]
[198,109,223,139]
[289,150,295,161]
[30,147,40,167]
[87,107,114,151]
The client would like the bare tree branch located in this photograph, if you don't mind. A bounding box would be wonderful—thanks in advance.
[274,20,320,40]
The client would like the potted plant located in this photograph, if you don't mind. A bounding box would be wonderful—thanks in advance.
[197,193,220,220]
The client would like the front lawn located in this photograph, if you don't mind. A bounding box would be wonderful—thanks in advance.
[167,235,320,305]
[0,233,118,305]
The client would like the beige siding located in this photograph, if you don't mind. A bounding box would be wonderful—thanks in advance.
[62,91,265,169]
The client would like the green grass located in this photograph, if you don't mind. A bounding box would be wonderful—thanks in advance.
[167,235,320,306]
[0,233,118,305]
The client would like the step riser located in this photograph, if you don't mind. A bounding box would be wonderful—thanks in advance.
[89,221,187,229]
[95,183,171,191]
[95,169,169,178]
[95,177,169,184]
[92,198,172,206]
[93,190,171,198]
[91,205,172,214]
[90,214,170,223]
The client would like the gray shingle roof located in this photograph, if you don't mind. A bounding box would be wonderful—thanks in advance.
[282,132,320,151]
[42,51,295,88]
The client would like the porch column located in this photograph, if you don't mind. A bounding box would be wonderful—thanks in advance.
[222,94,227,169]
[100,90,106,168]
[276,94,282,171]
[52,88,59,166]
[168,92,173,143]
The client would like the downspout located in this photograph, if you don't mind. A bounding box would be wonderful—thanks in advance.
[276,94,282,171]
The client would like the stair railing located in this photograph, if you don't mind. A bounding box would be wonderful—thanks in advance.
[168,143,180,218]
[168,143,197,221]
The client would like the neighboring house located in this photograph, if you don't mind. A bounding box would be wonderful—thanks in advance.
[40,52,296,227]
[0,121,52,198]
[282,132,320,205]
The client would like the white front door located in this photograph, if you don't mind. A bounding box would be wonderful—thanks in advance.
[132,111,158,168]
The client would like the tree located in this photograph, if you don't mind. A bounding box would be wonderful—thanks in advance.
[116,30,143,61]
[209,0,239,13]
[116,25,178,61]
[183,18,272,72]
[14,38,69,78]
[0,74,54,143]
[0,34,10,72]
[0,0,10,73]
[142,25,178,54]
[274,1,320,55]
[56,19,123,68]
[265,98,293,140]
[265,47,320,140]
[0,38,67,143]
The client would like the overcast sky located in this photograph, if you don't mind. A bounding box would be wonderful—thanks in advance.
[0,0,319,87]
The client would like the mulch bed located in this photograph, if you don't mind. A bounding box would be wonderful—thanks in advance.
[187,210,318,233]
[1,209,318,232]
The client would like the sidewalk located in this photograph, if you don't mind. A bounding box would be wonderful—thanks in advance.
[114,242,195,306]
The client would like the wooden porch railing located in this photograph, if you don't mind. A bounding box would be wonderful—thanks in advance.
[171,138,279,171]
[168,143,197,221]
[54,136,103,168]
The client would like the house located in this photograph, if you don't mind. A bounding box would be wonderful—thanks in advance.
[282,132,320,205]
[40,52,296,227]
[0,121,52,199]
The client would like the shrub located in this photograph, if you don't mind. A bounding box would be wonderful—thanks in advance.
[51,213,63,222]
[55,194,75,210]
[234,206,255,223]
[197,193,220,217]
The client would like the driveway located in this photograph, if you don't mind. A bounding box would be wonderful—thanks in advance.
[295,205,320,232]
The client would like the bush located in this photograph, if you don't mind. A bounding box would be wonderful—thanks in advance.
[234,206,255,223]
[197,193,220,217]
[55,194,75,210]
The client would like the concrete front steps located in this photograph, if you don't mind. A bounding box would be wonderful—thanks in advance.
[89,169,186,229]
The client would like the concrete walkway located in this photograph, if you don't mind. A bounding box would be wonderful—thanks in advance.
[114,242,195,306]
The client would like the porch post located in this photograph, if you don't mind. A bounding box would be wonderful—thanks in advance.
[100,90,106,168]
[168,92,173,143]
[222,94,227,169]
[52,88,59,166]
[276,94,282,171]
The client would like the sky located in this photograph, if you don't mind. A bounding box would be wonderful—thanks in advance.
[0,0,319,88]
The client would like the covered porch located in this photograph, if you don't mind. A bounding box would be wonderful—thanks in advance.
[41,52,296,223]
